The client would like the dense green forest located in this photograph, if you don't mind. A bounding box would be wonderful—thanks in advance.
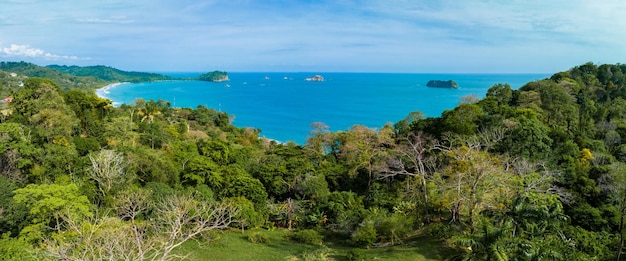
[47,65,173,83]
[2,62,626,260]
[0,62,172,96]
[0,61,108,92]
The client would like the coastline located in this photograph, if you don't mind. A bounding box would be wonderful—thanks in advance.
[96,82,127,106]
[94,73,547,144]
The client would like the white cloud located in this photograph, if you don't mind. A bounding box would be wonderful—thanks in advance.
[0,0,624,72]
[76,16,134,24]
[0,44,87,60]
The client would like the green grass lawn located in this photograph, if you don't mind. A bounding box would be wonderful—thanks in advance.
[175,229,457,261]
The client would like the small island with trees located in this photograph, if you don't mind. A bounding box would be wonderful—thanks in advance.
[426,79,459,88]
[198,71,229,82]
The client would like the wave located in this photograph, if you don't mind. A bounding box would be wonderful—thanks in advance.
[96,82,128,102]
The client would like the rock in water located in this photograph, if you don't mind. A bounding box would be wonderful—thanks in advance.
[305,75,324,81]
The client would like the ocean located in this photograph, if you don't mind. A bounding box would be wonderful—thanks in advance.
[100,72,550,144]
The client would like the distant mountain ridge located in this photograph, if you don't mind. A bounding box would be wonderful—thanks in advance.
[0,61,108,90]
[47,65,172,83]
[0,61,175,95]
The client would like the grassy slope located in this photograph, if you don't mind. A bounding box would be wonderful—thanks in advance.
[175,229,456,261]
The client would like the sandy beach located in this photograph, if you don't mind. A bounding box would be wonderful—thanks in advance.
[96,82,127,106]
[95,82,124,99]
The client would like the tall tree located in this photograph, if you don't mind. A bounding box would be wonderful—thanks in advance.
[340,124,393,192]
[434,133,514,233]
[13,183,92,242]
[599,162,626,260]
[380,131,436,223]
[0,122,38,183]
[89,149,130,204]
[9,78,79,144]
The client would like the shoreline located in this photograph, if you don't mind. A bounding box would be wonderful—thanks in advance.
[96,82,128,106]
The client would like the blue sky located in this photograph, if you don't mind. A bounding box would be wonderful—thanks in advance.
[1,0,625,73]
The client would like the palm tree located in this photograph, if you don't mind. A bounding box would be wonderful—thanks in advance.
[451,218,511,261]
[487,193,567,239]
[480,193,569,260]
[134,99,163,123]
[519,237,564,261]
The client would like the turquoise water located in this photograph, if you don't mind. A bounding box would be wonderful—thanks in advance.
[102,73,549,143]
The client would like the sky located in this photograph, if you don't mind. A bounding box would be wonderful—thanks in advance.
[0,0,625,73]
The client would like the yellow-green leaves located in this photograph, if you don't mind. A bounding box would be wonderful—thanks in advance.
[13,183,92,242]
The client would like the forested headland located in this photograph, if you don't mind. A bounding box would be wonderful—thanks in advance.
[198,71,229,82]
[1,61,626,260]
[0,62,172,92]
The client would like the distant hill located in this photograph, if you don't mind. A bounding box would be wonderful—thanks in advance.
[48,65,172,83]
[0,61,107,91]
[0,62,174,97]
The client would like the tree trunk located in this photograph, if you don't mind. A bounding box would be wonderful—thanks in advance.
[469,203,475,234]
[616,203,625,261]
[452,202,460,223]
[469,187,476,234]
[287,198,293,231]
[367,163,373,192]
[421,176,431,223]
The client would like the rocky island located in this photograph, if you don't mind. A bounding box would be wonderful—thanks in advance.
[305,75,324,81]
[198,71,229,82]
[426,80,458,88]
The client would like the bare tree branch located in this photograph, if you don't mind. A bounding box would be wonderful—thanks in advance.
[377,132,438,222]
[153,194,239,261]
[0,148,26,183]
[42,193,239,261]
[89,149,129,198]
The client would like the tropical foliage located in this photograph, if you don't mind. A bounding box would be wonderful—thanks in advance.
[1,62,626,260]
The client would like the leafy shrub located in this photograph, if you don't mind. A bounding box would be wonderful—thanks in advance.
[286,247,335,261]
[72,136,100,156]
[225,197,265,229]
[189,184,215,203]
[0,233,34,261]
[290,229,323,245]
[199,229,222,243]
[144,182,175,198]
[247,232,269,244]
[346,249,366,261]
[375,214,414,244]
[351,220,376,247]
[426,222,454,240]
